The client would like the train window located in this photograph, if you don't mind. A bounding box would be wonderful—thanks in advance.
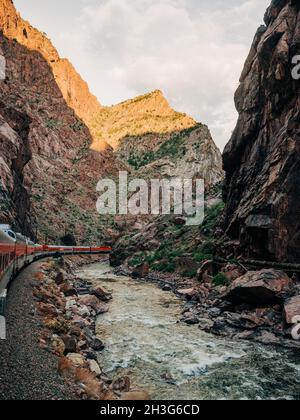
[7,231,16,239]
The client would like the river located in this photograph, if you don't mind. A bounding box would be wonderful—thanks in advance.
[76,262,300,400]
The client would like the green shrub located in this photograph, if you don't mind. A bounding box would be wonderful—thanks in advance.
[45,119,60,129]
[202,202,225,232]
[213,273,229,287]
[128,254,145,267]
[193,252,213,262]
[182,268,198,278]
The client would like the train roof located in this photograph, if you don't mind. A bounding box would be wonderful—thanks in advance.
[0,224,12,230]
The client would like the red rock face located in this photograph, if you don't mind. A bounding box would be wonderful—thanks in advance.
[0,32,120,241]
[222,0,300,263]
[0,0,108,150]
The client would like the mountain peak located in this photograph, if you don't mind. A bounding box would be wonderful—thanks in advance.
[91,90,197,151]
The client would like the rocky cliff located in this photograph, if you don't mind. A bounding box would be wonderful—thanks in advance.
[222,0,300,263]
[0,0,110,151]
[96,90,223,187]
[0,31,120,241]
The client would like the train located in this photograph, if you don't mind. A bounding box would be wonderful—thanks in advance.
[0,224,111,313]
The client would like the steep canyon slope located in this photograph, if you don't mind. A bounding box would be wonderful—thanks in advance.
[0,0,223,244]
[222,0,300,263]
[0,32,120,241]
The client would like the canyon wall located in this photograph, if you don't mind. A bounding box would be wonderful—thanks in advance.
[222,0,300,263]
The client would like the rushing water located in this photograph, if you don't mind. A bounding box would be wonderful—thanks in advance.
[77,262,300,400]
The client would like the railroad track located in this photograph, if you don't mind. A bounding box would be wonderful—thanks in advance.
[0,225,111,336]
[213,257,300,274]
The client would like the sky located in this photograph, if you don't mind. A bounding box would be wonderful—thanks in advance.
[14,0,270,150]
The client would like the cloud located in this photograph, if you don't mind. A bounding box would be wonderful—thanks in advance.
[62,0,270,150]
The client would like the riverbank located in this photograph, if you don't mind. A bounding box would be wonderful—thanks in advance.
[78,261,300,400]
[1,256,299,400]
[114,263,300,351]
[28,255,149,400]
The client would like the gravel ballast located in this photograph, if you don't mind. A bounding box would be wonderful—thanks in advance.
[0,261,77,400]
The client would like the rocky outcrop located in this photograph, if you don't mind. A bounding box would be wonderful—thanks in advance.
[223,269,292,306]
[0,100,34,236]
[222,0,300,262]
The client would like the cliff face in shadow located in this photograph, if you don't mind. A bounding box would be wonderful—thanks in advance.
[0,0,111,151]
[222,0,300,263]
[0,32,120,242]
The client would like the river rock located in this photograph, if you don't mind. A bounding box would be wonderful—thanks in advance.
[198,318,214,331]
[91,338,105,352]
[66,299,77,311]
[51,335,66,356]
[223,270,292,307]
[177,288,198,300]
[69,325,82,338]
[77,305,91,318]
[92,286,112,302]
[60,283,77,297]
[78,295,106,313]
[67,353,87,367]
[89,360,101,376]
[283,295,300,325]
[61,335,77,354]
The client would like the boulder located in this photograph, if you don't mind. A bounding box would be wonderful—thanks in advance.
[91,338,105,352]
[221,263,246,283]
[61,335,77,354]
[183,315,199,325]
[77,305,91,318]
[60,283,77,297]
[132,263,150,279]
[58,356,76,379]
[91,287,112,302]
[67,353,87,367]
[78,295,107,314]
[283,295,300,325]
[198,318,214,331]
[51,335,65,356]
[89,360,101,376]
[75,368,104,400]
[177,288,198,300]
[223,270,292,307]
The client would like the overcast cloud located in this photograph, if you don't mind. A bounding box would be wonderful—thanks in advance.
[15,0,270,150]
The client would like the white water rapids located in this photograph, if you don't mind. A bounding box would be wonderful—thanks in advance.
[76,262,300,400]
